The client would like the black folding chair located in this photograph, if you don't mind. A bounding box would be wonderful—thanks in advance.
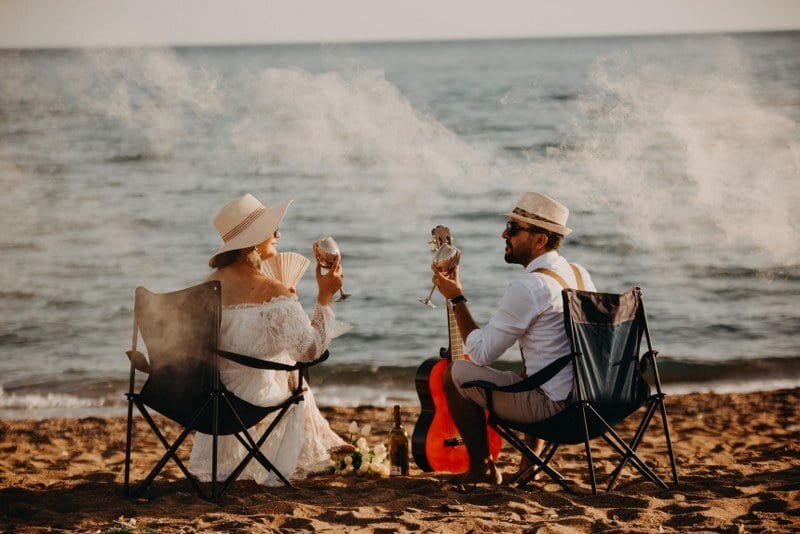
[123,281,329,502]
[463,287,678,494]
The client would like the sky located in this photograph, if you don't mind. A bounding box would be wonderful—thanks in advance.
[1,0,799,49]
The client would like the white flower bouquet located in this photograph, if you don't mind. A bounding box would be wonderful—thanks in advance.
[328,421,390,477]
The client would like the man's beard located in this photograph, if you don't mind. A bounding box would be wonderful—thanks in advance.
[504,241,525,265]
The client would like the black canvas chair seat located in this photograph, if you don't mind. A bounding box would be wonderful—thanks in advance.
[464,287,678,494]
[500,396,648,446]
[123,281,329,502]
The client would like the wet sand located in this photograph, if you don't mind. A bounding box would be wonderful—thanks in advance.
[1,388,798,532]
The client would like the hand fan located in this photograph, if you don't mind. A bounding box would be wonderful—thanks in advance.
[261,251,310,289]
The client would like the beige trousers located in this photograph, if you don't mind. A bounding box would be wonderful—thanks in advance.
[451,360,566,424]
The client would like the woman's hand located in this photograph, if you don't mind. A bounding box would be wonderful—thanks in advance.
[432,265,463,300]
[316,254,343,306]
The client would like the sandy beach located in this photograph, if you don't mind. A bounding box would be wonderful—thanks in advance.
[1,388,798,533]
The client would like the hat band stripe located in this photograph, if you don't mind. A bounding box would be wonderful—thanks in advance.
[512,207,559,226]
[222,206,266,243]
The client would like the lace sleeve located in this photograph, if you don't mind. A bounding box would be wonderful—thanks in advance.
[265,301,352,363]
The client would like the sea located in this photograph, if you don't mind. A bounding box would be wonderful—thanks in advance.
[1,32,799,420]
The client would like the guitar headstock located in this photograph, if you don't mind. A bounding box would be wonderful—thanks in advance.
[428,225,453,252]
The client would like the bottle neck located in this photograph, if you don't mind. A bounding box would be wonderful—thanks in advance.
[393,406,401,428]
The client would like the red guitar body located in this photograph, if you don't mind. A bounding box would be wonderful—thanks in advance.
[412,352,502,473]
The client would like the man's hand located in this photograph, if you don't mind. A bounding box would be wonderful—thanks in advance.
[432,265,463,300]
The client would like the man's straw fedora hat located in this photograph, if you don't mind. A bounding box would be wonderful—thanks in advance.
[501,192,572,236]
[209,193,292,266]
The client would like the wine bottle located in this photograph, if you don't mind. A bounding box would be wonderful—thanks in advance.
[388,405,410,476]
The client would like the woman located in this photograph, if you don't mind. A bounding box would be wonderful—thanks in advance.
[188,193,350,486]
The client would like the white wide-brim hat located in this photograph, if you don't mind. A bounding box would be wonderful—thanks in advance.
[501,192,572,236]
[209,193,292,265]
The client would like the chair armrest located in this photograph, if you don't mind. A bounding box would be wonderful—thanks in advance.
[126,350,150,373]
[296,350,330,370]
[640,350,658,373]
[462,353,573,394]
[218,349,331,372]
[461,379,504,391]
[218,350,301,371]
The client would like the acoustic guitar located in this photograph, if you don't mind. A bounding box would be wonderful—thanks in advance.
[411,226,502,472]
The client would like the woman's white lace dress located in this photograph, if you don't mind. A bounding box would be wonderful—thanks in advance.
[188,297,350,486]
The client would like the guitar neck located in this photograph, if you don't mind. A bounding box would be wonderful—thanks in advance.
[446,301,465,361]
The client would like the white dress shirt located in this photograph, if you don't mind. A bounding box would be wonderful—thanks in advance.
[464,250,596,401]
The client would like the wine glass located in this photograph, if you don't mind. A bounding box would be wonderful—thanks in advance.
[417,243,461,308]
[312,236,351,301]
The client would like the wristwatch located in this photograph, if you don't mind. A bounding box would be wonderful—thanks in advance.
[450,294,467,306]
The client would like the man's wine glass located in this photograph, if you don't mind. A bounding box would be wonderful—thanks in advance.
[418,243,461,308]
[312,236,351,301]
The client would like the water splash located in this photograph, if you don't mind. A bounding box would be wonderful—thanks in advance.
[546,39,799,265]
[68,48,224,158]
[229,66,499,220]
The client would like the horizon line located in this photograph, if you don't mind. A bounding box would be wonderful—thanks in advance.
[1,27,797,52]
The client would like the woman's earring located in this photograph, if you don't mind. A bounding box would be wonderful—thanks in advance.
[246,247,262,269]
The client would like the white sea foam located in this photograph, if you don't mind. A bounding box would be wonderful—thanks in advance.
[535,38,800,265]
[0,386,116,420]
[313,384,419,408]
[666,377,800,396]
[228,66,499,223]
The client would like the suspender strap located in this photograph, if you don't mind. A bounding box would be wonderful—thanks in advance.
[571,264,585,291]
[512,264,585,395]
[533,267,569,289]
[534,264,585,290]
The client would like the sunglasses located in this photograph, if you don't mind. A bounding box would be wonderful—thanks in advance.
[505,221,540,237]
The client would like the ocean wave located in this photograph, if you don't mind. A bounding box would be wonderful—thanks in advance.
[0,289,37,300]
[568,234,640,256]
[306,356,800,390]
[0,242,41,252]
[2,356,799,419]
[0,331,28,346]
[548,92,577,101]
[688,264,800,282]
[503,141,568,157]
[0,386,107,410]
[105,152,170,163]
[45,298,85,310]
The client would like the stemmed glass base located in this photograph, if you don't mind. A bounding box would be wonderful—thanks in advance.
[418,242,459,309]
[417,286,437,308]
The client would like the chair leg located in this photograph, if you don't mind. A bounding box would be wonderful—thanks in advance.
[578,404,598,495]
[514,441,561,489]
[586,404,667,491]
[602,427,667,489]
[607,402,657,491]
[219,397,297,497]
[226,430,294,492]
[602,399,676,492]
[124,394,135,496]
[658,396,680,485]
[494,425,574,494]
[241,401,296,485]
[129,401,208,499]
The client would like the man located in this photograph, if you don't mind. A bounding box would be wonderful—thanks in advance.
[431,192,595,484]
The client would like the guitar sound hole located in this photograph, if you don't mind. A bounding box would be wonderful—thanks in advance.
[443,437,464,447]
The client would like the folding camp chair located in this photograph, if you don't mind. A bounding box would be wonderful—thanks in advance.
[463,287,678,494]
[123,281,329,502]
